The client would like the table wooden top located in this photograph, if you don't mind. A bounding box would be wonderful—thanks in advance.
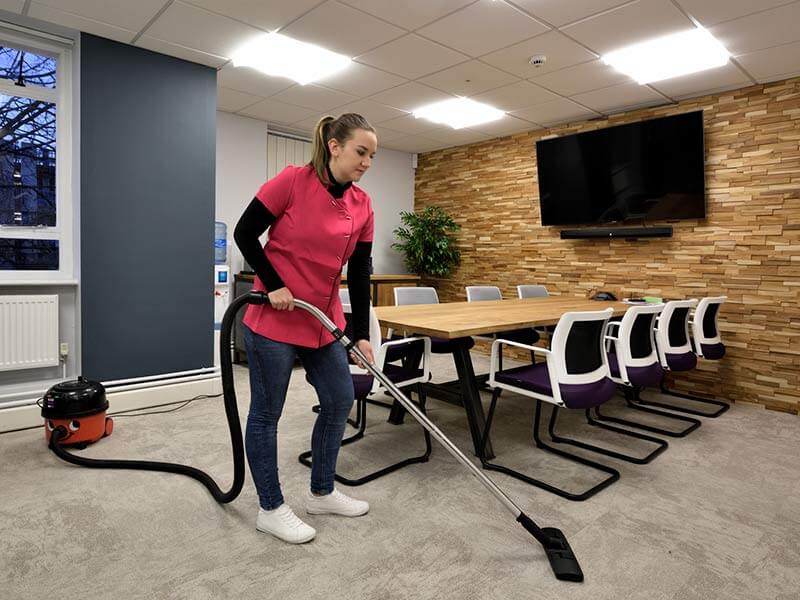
[374,297,629,338]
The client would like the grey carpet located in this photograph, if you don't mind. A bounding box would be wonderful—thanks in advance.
[2,353,799,600]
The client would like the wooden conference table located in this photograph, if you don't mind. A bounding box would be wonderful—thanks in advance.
[374,297,629,459]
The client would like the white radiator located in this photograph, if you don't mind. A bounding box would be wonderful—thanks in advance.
[0,294,60,372]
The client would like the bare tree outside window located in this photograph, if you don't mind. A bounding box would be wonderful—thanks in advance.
[0,47,57,228]
[0,46,56,88]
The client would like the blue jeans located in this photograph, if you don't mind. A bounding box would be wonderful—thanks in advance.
[243,326,355,510]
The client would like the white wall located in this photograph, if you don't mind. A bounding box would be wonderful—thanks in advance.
[215,112,414,275]
[215,112,268,275]
[355,145,414,275]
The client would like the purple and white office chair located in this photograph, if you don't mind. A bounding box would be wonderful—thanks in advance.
[481,308,620,501]
[391,286,475,354]
[465,285,539,367]
[589,303,697,442]
[640,297,730,418]
[299,301,433,486]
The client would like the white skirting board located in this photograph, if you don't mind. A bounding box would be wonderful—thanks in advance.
[0,376,222,434]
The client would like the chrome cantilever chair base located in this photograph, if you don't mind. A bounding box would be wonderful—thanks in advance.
[591,387,701,438]
[479,391,619,502]
[299,382,432,486]
[636,379,730,418]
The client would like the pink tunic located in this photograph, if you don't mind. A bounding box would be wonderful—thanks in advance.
[243,164,374,348]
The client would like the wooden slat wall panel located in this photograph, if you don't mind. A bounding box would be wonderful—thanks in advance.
[414,77,800,415]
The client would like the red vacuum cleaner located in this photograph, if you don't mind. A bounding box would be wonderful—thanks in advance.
[41,377,113,448]
[44,291,584,582]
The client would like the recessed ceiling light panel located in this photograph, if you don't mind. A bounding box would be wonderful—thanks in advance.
[231,33,351,86]
[413,98,505,129]
[602,28,730,84]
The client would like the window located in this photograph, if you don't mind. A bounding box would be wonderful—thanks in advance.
[0,30,72,280]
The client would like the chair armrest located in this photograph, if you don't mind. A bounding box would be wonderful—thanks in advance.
[491,338,550,356]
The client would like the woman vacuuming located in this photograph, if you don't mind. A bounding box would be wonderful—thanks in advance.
[234,113,377,544]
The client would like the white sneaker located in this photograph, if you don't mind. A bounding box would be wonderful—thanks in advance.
[256,504,316,544]
[305,488,369,517]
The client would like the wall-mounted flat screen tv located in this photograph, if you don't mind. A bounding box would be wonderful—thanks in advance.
[536,111,705,226]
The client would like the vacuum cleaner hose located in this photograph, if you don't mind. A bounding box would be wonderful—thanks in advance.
[47,292,266,504]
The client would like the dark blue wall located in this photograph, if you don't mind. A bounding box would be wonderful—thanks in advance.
[80,34,216,380]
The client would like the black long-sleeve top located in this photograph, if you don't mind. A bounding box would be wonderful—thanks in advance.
[233,168,372,342]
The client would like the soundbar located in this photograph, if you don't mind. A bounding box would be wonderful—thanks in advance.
[560,226,673,239]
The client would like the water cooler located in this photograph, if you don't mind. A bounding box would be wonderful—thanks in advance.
[214,222,231,366]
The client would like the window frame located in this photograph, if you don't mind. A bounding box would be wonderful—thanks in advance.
[0,28,73,282]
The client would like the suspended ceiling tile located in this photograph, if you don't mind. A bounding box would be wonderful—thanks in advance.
[270,84,358,112]
[238,96,318,124]
[417,60,520,96]
[368,82,454,113]
[318,62,407,98]
[530,58,632,96]
[28,2,135,43]
[31,0,166,31]
[509,0,634,27]
[181,0,324,32]
[142,1,262,58]
[735,40,800,84]
[472,80,560,112]
[709,2,800,56]
[338,0,474,31]
[376,113,450,136]
[281,0,405,57]
[135,36,228,68]
[562,0,694,55]
[674,0,796,28]
[648,62,752,100]
[570,81,666,113]
[469,114,540,137]
[217,63,295,97]
[326,98,408,124]
[510,97,599,126]
[480,30,597,79]
[356,34,468,80]
[217,85,263,112]
[417,0,550,58]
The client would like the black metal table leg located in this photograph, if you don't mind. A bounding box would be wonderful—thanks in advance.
[451,339,494,459]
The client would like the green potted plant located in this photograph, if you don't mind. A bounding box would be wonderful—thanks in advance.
[392,206,461,277]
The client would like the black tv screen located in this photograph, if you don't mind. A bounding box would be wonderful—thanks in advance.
[536,111,705,226]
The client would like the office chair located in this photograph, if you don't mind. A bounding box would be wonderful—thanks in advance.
[465,285,539,368]
[594,300,702,437]
[638,296,730,417]
[583,304,672,456]
[392,286,474,354]
[517,284,549,298]
[480,308,621,501]
[299,301,432,486]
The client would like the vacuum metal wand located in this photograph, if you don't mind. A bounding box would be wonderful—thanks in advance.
[271,293,584,583]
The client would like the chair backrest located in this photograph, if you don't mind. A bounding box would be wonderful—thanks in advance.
[465,285,502,302]
[654,299,698,368]
[692,296,726,346]
[394,286,439,306]
[517,284,549,298]
[548,308,614,388]
[610,304,663,384]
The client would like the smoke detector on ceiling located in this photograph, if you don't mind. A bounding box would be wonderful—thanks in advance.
[529,54,547,67]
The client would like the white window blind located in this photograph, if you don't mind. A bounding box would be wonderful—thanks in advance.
[267,132,312,179]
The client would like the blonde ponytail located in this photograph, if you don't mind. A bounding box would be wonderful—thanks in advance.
[310,115,335,184]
